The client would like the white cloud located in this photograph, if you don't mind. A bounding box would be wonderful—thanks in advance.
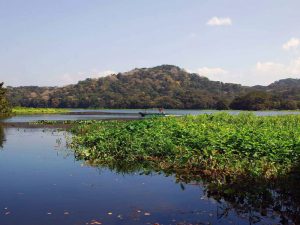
[90,70,116,78]
[187,67,237,83]
[58,70,116,86]
[206,17,232,26]
[253,58,300,84]
[282,38,300,50]
[187,58,300,86]
[255,61,286,74]
[255,58,300,75]
[196,67,228,76]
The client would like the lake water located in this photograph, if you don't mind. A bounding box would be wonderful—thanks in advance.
[0,124,299,225]
[1,109,300,123]
[71,108,300,117]
[1,111,300,224]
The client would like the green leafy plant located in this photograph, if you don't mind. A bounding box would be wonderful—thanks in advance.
[70,113,300,181]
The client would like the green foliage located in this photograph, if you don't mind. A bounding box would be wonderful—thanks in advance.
[230,91,300,110]
[6,65,300,110]
[6,65,247,109]
[230,91,273,110]
[12,107,70,114]
[70,113,300,181]
[0,82,12,115]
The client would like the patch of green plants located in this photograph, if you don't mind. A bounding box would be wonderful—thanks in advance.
[12,107,70,114]
[31,120,95,125]
[70,113,300,181]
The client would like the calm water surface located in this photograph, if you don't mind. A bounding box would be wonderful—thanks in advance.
[0,126,292,225]
[1,109,300,123]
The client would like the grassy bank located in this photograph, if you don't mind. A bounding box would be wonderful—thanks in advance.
[70,113,300,181]
[12,107,70,114]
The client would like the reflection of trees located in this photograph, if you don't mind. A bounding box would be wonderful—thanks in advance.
[206,176,300,224]
[75,156,300,225]
[0,125,5,148]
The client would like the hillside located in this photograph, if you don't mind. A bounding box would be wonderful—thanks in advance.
[5,65,300,110]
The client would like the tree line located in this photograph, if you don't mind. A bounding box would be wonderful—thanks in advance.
[4,65,300,110]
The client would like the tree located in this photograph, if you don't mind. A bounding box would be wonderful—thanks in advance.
[215,99,230,110]
[279,100,298,110]
[230,91,272,110]
[0,82,11,115]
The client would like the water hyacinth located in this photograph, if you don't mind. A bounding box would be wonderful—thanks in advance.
[70,113,300,181]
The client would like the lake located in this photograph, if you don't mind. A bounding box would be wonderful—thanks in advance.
[2,109,300,123]
[0,112,299,225]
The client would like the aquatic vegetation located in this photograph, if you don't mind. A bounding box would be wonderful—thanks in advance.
[70,113,300,181]
[12,107,70,114]
[2,118,300,224]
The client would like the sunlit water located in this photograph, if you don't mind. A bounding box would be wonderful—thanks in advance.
[0,126,294,225]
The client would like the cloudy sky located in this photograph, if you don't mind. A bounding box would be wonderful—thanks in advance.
[1,0,300,86]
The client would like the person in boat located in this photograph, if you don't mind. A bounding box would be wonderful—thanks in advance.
[158,107,165,114]
[139,108,165,117]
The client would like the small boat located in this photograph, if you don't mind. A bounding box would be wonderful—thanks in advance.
[139,112,166,118]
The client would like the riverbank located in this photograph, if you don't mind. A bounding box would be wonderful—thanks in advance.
[70,113,300,182]
[12,107,70,114]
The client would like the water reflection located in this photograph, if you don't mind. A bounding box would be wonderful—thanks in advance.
[1,127,299,225]
[78,157,300,225]
[0,124,5,148]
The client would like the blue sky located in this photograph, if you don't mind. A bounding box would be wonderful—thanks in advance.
[1,0,300,86]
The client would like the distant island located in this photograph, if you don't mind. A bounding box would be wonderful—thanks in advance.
[5,65,300,110]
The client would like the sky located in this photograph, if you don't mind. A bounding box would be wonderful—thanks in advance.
[1,0,300,87]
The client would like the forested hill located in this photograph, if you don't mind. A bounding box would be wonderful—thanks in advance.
[5,65,300,110]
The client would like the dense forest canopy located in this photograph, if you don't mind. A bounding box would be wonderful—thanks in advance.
[5,65,300,110]
[0,82,11,115]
